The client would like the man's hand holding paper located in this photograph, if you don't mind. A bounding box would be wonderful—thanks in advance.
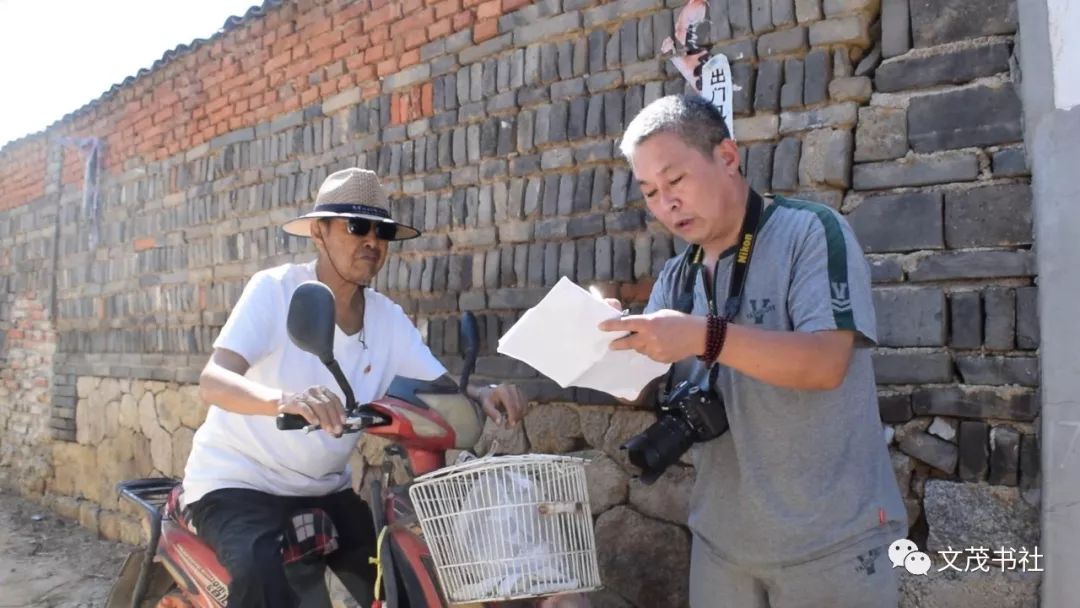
[598,309,708,364]
[496,277,671,401]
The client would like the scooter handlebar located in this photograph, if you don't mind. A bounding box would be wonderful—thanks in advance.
[276,413,309,430]
[276,408,391,433]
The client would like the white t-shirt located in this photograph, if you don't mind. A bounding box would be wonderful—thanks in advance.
[182,260,447,505]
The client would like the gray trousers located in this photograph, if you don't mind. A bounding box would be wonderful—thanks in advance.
[689,538,899,608]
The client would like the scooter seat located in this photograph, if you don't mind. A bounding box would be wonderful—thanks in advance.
[164,486,340,565]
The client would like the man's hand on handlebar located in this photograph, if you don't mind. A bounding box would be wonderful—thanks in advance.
[468,383,528,428]
[278,386,347,435]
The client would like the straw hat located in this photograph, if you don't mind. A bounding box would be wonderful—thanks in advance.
[282,168,420,240]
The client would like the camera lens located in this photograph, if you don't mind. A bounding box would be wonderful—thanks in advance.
[622,416,696,484]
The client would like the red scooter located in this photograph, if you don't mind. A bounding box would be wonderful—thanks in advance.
[106,281,529,608]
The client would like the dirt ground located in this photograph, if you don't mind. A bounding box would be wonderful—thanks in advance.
[0,487,131,608]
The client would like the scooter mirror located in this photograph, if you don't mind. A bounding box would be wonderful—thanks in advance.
[288,281,336,364]
[458,312,479,389]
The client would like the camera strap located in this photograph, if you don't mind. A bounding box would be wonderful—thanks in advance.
[670,188,765,388]
[701,187,764,321]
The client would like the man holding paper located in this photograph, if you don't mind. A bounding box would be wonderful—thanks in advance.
[598,94,905,608]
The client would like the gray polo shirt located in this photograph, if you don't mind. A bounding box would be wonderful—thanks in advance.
[645,195,907,568]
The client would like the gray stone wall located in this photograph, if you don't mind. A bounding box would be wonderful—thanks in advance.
[0,0,1041,605]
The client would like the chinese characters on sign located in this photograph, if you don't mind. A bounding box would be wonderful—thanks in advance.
[700,54,734,138]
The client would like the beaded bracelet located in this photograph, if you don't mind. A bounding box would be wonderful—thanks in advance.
[697,314,728,362]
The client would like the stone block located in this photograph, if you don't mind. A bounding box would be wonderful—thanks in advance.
[751,0,774,33]
[803,49,832,106]
[873,351,953,384]
[731,63,756,116]
[772,0,796,26]
[653,8,675,52]
[847,192,942,252]
[924,479,1038,556]
[772,137,801,191]
[875,41,1011,93]
[604,90,625,135]
[514,82,548,107]
[606,209,646,233]
[881,0,910,58]
[588,29,607,74]
[746,144,775,192]
[899,432,957,473]
[584,95,605,139]
[717,38,758,66]
[869,257,904,283]
[559,241,576,281]
[909,0,1017,48]
[984,287,1015,351]
[779,102,857,134]
[1015,287,1038,350]
[945,184,1032,248]
[522,403,583,451]
[630,464,694,526]
[488,287,548,309]
[854,45,881,77]
[613,236,634,281]
[910,250,1034,281]
[781,59,804,109]
[992,147,1029,177]
[957,420,989,482]
[499,221,534,244]
[798,128,852,188]
[754,59,784,113]
[949,291,983,349]
[594,507,690,608]
[809,14,871,47]
[734,115,779,142]
[853,151,978,190]
[1020,433,1039,492]
[873,288,946,346]
[794,0,822,22]
[823,0,878,15]
[624,84,645,125]
[577,239,596,282]
[879,393,913,423]
[828,76,872,102]
[957,356,1038,387]
[582,0,663,27]
[605,29,621,71]
[912,387,1037,421]
[573,169,594,213]
[758,26,808,57]
[588,167,612,210]
[928,416,958,443]
[585,455,629,515]
[855,106,907,162]
[728,0,753,35]
[568,214,606,239]
[908,84,1023,152]
[620,19,640,64]
[989,425,1019,488]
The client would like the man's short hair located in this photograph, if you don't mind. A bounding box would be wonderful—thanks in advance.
[619,94,732,161]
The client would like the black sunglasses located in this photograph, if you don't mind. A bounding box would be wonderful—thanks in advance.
[346,217,398,241]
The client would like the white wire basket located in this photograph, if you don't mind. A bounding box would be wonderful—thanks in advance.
[408,453,602,604]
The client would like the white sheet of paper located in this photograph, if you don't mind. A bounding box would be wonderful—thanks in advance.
[496,277,671,400]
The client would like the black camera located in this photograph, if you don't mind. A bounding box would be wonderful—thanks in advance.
[621,379,729,484]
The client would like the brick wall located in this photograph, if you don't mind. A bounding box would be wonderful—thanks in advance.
[0,0,1040,604]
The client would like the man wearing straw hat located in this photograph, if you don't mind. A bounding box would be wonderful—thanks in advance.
[180,167,531,607]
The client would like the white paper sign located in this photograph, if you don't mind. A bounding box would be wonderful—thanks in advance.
[700,53,735,138]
